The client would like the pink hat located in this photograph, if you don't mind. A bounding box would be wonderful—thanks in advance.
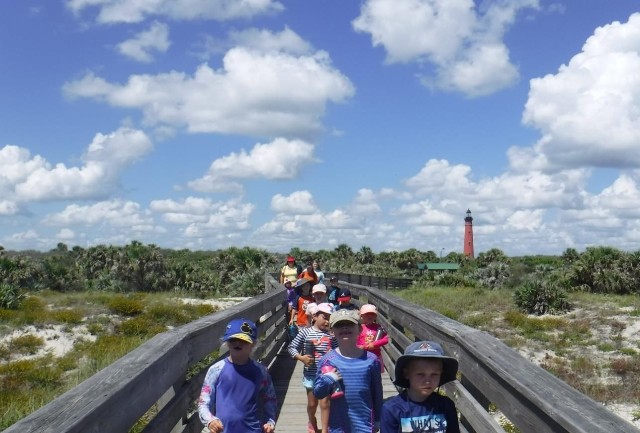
[306,302,318,315]
[360,304,378,316]
[315,302,335,315]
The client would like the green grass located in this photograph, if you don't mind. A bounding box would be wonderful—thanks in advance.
[0,291,223,430]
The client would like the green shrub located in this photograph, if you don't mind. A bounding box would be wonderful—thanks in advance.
[513,278,571,315]
[19,296,46,312]
[9,334,44,355]
[106,296,144,316]
[146,304,189,326]
[51,309,84,324]
[118,316,166,337]
[0,283,25,309]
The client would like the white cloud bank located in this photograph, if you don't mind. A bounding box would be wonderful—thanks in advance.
[66,0,284,24]
[64,28,355,139]
[0,127,152,215]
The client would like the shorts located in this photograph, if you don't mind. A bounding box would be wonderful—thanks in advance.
[302,376,314,390]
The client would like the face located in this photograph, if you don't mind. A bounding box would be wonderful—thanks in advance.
[226,338,254,363]
[404,359,443,399]
[313,261,319,269]
[314,312,331,330]
[300,282,311,294]
[360,312,377,325]
[312,292,326,303]
[331,321,359,342]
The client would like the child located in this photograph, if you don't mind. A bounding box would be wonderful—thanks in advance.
[291,278,314,328]
[357,304,389,372]
[335,288,357,311]
[288,303,337,433]
[314,309,383,433]
[327,276,341,306]
[381,341,460,433]
[312,283,329,303]
[198,318,277,433]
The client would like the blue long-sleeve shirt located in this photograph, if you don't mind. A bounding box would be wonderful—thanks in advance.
[198,358,277,433]
[314,349,383,433]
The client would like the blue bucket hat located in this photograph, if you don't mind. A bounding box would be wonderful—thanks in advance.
[223,318,257,344]
[393,341,458,388]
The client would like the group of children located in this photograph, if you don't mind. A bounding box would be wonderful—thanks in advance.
[197,283,460,433]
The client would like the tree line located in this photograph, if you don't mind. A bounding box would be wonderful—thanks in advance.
[1,242,638,313]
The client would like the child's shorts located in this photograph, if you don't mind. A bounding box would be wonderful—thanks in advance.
[302,376,314,390]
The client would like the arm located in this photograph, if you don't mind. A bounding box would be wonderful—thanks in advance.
[371,357,384,424]
[289,295,299,325]
[258,363,278,431]
[371,327,389,349]
[444,397,461,433]
[313,357,338,399]
[380,401,400,433]
[197,361,224,429]
[287,328,313,365]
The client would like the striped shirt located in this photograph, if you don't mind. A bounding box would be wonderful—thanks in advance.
[288,326,337,379]
[314,349,383,433]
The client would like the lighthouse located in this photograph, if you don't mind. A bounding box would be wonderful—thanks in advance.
[463,209,474,258]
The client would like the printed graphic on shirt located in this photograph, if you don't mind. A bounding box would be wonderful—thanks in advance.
[400,413,448,432]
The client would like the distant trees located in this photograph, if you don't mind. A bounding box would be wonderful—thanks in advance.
[0,243,638,313]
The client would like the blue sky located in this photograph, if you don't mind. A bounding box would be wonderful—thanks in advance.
[2,0,640,256]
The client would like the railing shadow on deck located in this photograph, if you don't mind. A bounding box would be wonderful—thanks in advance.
[5,273,639,433]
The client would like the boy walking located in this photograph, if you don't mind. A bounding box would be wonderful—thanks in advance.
[314,309,383,433]
[381,341,460,433]
[198,318,277,433]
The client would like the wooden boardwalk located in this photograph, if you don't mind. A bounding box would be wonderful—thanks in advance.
[270,349,398,432]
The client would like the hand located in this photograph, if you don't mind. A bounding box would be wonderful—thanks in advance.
[367,343,374,350]
[263,421,275,433]
[208,418,223,433]
[300,354,313,366]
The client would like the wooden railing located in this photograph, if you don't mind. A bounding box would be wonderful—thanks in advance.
[340,280,639,433]
[5,274,638,433]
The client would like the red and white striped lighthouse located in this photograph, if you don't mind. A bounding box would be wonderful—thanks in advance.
[463,209,474,258]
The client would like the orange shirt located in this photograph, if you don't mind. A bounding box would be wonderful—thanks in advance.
[295,294,313,326]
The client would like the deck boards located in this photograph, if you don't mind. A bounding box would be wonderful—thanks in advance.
[270,350,398,432]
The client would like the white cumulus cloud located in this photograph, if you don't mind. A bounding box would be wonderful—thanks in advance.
[516,13,640,171]
[188,138,318,193]
[117,21,171,63]
[353,0,538,96]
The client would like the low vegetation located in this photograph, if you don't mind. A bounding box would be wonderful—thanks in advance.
[1,242,639,429]
[0,291,218,430]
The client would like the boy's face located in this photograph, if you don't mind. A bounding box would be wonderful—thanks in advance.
[331,321,359,342]
[314,312,331,330]
[404,359,443,399]
[227,338,253,364]
[312,292,326,303]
